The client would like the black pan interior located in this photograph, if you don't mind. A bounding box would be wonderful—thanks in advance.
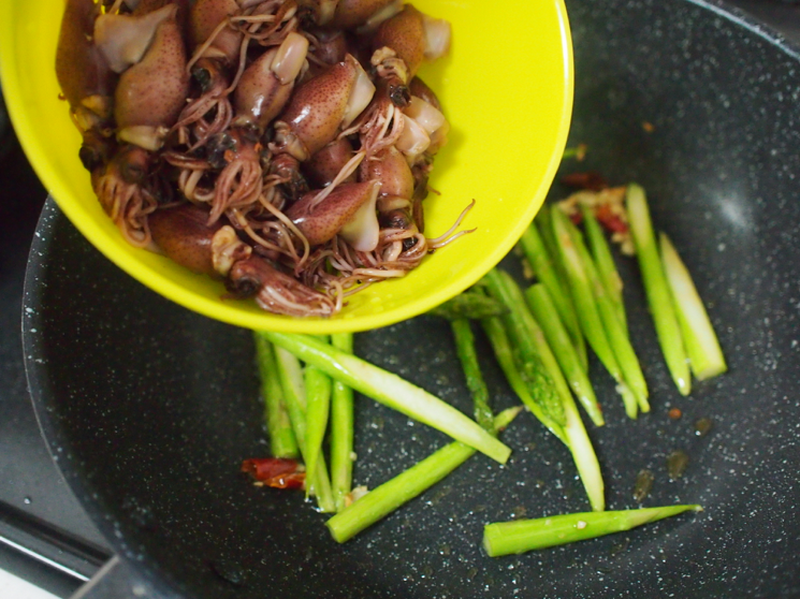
[22,0,800,597]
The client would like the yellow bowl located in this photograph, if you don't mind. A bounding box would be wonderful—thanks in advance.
[0,0,573,334]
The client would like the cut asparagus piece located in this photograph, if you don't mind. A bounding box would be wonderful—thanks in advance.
[659,233,727,380]
[303,336,332,502]
[330,333,355,512]
[451,319,495,433]
[327,407,522,543]
[551,207,638,418]
[581,205,627,334]
[485,269,605,512]
[519,224,587,370]
[263,332,511,464]
[253,332,298,459]
[480,316,568,445]
[482,269,565,428]
[626,183,691,396]
[525,283,604,426]
[483,504,703,556]
[428,291,508,321]
[561,214,650,415]
[273,346,335,512]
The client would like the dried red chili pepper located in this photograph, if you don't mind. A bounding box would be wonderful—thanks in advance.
[241,458,306,490]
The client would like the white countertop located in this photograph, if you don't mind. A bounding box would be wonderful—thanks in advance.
[0,569,60,599]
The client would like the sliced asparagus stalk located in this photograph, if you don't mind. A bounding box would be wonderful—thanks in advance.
[519,224,587,370]
[659,233,727,380]
[551,207,638,418]
[253,332,298,459]
[303,336,332,502]
[483,504,703,556]
[626,183,691,396]
[428,291,508,321]
[581,205,627,334]
[273,346,335,512]
[450,319,495,433]
[327,407,522,543]
[485,269,605,512]
[482,269,565,428]
[330,333,355,512]
[263,332,512,465]
[480,316,568,445]
[561,214,650,415]
[524,283,604,426]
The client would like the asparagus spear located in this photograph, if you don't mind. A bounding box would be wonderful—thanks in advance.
[263,332,512,465]
[519,224,587,370]
[581,205,627,334]
[273,346,335,512]
[484,269,605,512]
[480,316,568,445]
[659,233,727,380]
[451,319,495,432]
[524,284,604,426]
[561,213,650,414]
[330,333,355,512]
[253,332,298,458]
[327,407,522,543]
[483,504,702,556]
[303,336,332,502]
[626,184,691,396]
[482,269,565,427]
[551,207,639,418]
[428,291,508,321]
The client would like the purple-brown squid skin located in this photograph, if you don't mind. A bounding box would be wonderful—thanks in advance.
[328,0,398,30]
[303,136,357,188]
[372,4,426,78]
[308,29,349,66]
[274,54,362,160]
[233,33,309,131]
[188,0,244,64]
[359,145,414,199]
[114,6,191,151]
[55,0,116,133]
[408,76,442,112]
[149,204,223,276]
[286,180,380,247]
[226,256,335,317]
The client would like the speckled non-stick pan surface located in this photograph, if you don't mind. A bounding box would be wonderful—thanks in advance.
[22,0,800,597]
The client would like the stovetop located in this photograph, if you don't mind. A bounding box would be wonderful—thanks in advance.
[0,103,111,597]
[0,1,798,598]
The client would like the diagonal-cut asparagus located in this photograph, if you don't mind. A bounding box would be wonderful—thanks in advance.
[483,504,703,556]
[263,332,512,464]
[659,233,727,380]
[519,223,588,370]
[484,269,605,512]
[303,336,332,503]
[551,207,639,418]
[525,283,604,426]
[330,332,355,512]
[253,332,298,459]
[480,316,568,445]
[581,205,627,334]
[273,346,335,512]
[326,407,522,543]
[626,183,691,396]
[561,213,650,415]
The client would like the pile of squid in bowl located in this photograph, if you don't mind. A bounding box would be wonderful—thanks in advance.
[56,0,453,317]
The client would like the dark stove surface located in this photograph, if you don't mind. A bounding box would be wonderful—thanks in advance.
[0,107,111,597]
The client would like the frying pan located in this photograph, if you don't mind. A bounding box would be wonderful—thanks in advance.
[22,0,800,597]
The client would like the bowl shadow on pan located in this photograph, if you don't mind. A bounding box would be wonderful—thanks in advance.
[22,0,800,597]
